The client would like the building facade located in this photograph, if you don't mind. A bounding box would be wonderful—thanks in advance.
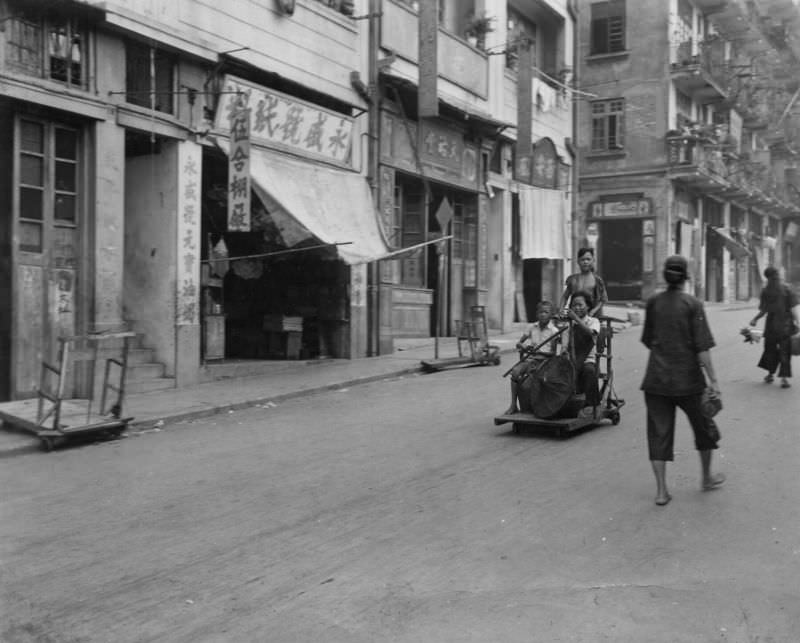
[575,0,800,303]
[0,0,576,401]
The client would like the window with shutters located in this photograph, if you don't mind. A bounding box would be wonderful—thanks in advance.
[4,4,88,88]
[591,99,625,152]
[590,0,626,55]
[125,40,176,114]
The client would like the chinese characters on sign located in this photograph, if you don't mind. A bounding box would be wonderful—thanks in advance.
[177,142,202,325]
[228,98,251,232]
[589,198,652,218]
[215,75,354,167]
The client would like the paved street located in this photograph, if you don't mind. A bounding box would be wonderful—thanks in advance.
[2,306,799,642]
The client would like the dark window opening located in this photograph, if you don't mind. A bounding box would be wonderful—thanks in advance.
[126,40,176,114]
[590,0,625,55]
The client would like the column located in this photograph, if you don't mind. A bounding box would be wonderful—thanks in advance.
[722,200,731,303]
[93,120,126,331]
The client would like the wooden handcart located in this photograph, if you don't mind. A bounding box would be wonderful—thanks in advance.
[0,332,135,451]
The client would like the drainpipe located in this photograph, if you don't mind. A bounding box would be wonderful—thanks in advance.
[366,0,381,356]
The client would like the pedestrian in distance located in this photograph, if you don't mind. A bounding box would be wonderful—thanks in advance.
[504,301,560,415]
[749,266,799,389]
[560,247,608,318]
[640,255,724,507]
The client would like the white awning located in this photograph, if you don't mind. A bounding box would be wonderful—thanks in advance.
[217,140,390,264]
[518,185,569,259]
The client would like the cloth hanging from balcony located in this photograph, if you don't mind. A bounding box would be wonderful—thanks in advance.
[707,225,751,259]
[215,139,389,265]
[519,185,568,259]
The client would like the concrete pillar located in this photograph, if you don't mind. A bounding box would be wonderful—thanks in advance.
[93,120,125,331]
[722,200,731,302]
[697,197,706,300]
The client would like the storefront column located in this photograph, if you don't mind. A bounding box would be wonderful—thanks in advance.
[722,201,732,303]
[696,197,706,300]
[175,139,202,385]
[93,120,125,332]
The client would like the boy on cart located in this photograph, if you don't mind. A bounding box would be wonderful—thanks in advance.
[504,301,561,415]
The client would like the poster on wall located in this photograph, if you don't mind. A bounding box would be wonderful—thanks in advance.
[177,143,202,325]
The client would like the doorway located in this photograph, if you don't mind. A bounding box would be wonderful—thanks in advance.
[600,218,643,300]
[11,116,83,398]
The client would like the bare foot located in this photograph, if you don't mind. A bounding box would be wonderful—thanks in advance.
[504,407,518,416]
[702,472,725,491]
[655,493,672,506]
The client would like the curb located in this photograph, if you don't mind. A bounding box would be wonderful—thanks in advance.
[127,363,428,432]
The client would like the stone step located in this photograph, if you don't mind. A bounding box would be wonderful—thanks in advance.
[126,377,175,395]
[126,362,166,380]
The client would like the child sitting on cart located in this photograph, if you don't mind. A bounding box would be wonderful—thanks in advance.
[504,301,561,415]
[561,290,601,416]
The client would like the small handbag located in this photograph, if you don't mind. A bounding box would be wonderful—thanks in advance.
[704,416,721,443]
[700,387,722,418]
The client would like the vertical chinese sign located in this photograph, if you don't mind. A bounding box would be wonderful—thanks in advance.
[418,0,438,119]
[228,96,251,232]
[515,38,534,184]
[177,142,202,325]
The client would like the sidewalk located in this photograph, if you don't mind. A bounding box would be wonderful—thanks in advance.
[1,302,750,456]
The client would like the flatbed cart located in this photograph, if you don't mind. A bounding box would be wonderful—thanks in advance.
[0,331,135,451]
[493,316,626,438]
[421,305,501,372]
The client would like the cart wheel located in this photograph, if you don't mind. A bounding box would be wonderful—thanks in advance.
[512,423,521,435]
[40,437,53,452]
[610,411,621,425]
[492,355,501,366]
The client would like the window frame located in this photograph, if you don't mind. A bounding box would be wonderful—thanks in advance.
[590,98,625,153]
[590,0,626,55]
[125,39,177,115]
[4,5,89,89]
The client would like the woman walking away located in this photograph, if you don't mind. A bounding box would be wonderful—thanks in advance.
[750,267,799,389]
[560,247,608,318]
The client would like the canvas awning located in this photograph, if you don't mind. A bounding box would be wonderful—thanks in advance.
[707,226,751,259]
[216,140,390,264]
[518,185,569,259]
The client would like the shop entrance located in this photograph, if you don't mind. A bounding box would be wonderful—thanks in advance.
[599,219,644,301]
[10,116,83,398]
[201,148,350,361]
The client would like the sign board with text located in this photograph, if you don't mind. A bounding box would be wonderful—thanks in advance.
[215,75,354,168]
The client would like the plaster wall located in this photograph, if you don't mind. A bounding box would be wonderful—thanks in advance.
[98,0,362,108]
[123,143,179,375]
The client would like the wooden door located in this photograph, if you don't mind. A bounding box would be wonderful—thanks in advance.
[12,117,81,398]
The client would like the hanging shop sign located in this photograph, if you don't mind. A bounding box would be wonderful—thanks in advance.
[418,0,438,118]
[379,112,479,191]
[177,142,202,326]
[588,197,653,218]
[227,98,251,232]
[515,40,534,184]
[215,75,354,168]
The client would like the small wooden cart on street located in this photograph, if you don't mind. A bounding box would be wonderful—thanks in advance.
[494,316,625,438]
[0,332,135,451]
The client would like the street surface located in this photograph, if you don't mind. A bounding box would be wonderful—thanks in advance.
[1,306,799,642]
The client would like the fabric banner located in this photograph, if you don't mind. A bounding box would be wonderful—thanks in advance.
[227,102,251,231]
[519,185,568,259]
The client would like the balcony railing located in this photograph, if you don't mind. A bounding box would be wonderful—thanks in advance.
[666,137,780,198]
[670,38,730,101]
